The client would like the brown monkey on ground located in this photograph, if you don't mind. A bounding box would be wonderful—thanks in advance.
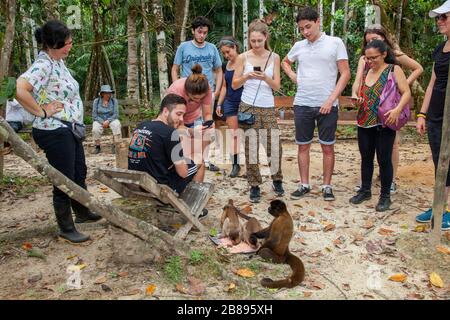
[250,199,305,288]
[220,199,242,245]
[235,209,262,249]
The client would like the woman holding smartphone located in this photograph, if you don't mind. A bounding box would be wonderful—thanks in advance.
[232,19,283,203]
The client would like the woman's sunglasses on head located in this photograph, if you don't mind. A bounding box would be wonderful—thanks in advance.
[435,13,450,22]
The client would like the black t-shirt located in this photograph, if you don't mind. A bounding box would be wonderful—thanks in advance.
[429,42,450,122]
[128,120,183,185]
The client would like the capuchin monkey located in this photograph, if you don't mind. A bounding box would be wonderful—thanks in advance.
[220,199,242,245]
[251,199,305,289]
[235,209,262,249]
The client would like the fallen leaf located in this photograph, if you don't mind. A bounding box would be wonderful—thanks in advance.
[145,284,156,296]
[310,281,325,290]
[99,187,109,193]
[300,225,321,232]
[436,245,450,255]
[378,228,395,236]
[224,283,236,292]
[94,276,107,284]
[175,283,189,294]
[27,248,46,260]
[363,219,375,229]
[406,293,424,300]
[66,255,77,260]
[235,268,255,278]
[307,211,316,217]
[242,206,252,214]
[22,242,33,251]
[333,238,343,248]
[101,284,112,292]
[342,283,351,291]
[413,225,427,233]
[298,237,307,245]
[303,291,313,297]
[353,234,364,242]
[389,274,407,282]
[445,232,450,241]
[118,271,129,277]
[323,224,336,232]
[430,272,444,288]
[187,277,206,296]
[76,263,87,270]
[125,288,141,296]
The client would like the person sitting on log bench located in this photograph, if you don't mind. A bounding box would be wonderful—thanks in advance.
[128,93,208,219]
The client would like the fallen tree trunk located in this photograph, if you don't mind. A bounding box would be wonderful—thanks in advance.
[0,117,190,255]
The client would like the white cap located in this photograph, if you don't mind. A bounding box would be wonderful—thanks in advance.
[429,0,450,18]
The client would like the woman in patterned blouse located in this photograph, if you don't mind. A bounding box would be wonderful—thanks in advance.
[16,21,101,243]
[349,40,411,212]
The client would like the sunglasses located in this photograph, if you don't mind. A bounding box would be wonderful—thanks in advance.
[435,13,450,22]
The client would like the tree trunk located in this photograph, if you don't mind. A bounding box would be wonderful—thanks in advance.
[174,0,190,47]
[259,0,264,19]
[142,0,153,103]
[243,0,248,51]
[153,0,169,98]
[330,0,336,37]
[319,0,323,32]
[232,0,236,37]
[343,0,349,45]
[29,18,38,60]
[43,0,60,20]
[127,5,140,101]
[0,118,190,255]
[396,0,404,45]
[431,61,450,244]
[0,0,16,81]
[140,34,149,105]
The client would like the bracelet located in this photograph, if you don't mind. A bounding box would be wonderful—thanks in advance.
[41,106,47,119]
[417,112,426,119]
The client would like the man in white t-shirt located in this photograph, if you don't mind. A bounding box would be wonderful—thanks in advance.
[282,7,350,201]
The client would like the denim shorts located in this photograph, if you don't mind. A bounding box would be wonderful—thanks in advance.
[294,105,338,145]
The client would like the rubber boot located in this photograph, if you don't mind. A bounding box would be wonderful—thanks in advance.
[54,202,90,243]
[229,154,241,178]
[71,200,102,223]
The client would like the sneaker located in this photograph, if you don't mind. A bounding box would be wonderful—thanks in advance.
[416,208,432,223]
[322,186,335,201]
[442,212,450,231]
[93,145,101,154]
[375,196,392,212]
[291,185,311,200]
[390,182,397,194]
[349,190,372,204]
[198,208,208,220]
[272,180,285,197]
[249,186,261,203]
[206,162,220,172]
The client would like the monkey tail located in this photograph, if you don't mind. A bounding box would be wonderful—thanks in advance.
[236,209,251,221]
[260,252,305,289]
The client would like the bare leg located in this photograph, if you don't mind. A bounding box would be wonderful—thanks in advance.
[298,144,311,184]
[226,116,239,156]
[193,163,205,183]
[321,144,335,186]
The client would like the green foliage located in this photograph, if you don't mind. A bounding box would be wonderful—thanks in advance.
[0,77,16,106]
[0,175,49,196]
[164,255,183,283]
[189,250,205,265]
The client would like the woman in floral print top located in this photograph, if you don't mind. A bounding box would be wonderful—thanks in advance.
[16,20,101,243]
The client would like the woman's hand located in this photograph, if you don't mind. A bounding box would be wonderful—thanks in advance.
[216,106,223,117]
[43,101,64,117]
[248,71,266,81]
[416,117,426,135]
[103,120,110,128]
[384,106,401,126]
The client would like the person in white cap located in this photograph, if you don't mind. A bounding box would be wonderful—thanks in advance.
[415,0,450,230]
[92,84,122,154]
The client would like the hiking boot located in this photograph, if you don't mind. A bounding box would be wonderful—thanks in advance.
[322,186,335,201]
[272,180,285,197]
[416,208,432,223]
[206,162,220,172]
[390,182,397,194]
[229,164,241,178]
[93,145,101,154]
[290,185,311,200]
[376,196,392,212]
[349,190,372,204]
[54,202,90,243]
[249,186,261,203]
[74,211,103,223]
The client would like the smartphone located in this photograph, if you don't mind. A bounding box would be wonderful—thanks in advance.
[253,66,261,72]
[203,119,214,128]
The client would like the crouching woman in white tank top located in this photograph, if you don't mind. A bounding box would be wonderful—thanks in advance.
[232,19,284,203]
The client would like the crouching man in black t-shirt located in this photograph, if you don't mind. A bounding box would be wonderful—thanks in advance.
[128,94,206,202]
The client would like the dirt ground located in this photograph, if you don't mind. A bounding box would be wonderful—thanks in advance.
[0,132,449,300]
